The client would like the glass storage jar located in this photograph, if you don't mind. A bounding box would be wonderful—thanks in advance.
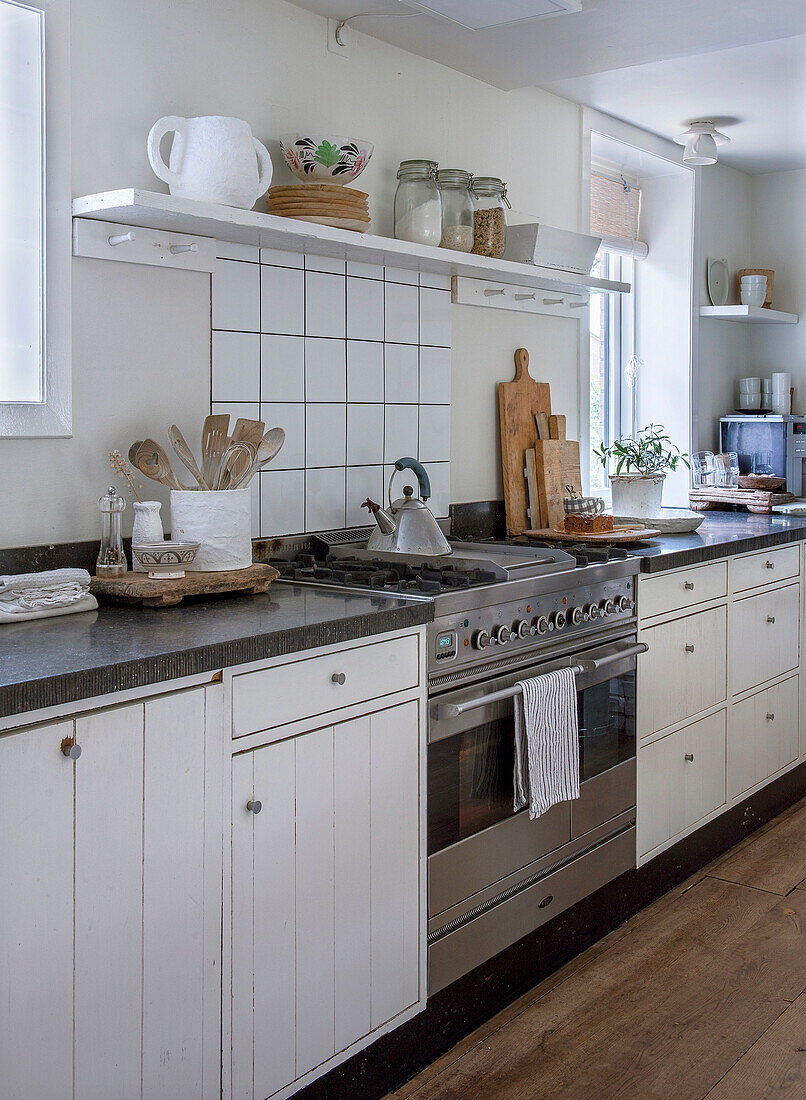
[437,169,474,252]
[394,160,442,246]
[471,177,509,258]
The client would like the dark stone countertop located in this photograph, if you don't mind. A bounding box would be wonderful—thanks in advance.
[0,583,433,721]
[631,511,806,573]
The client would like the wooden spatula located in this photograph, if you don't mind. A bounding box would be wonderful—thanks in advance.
[200,414,230,491]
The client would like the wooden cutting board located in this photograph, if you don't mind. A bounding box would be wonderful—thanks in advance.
[499,348,552,535]
[90,563,279,608]
[523,526,661,544]
[534,438,582,531]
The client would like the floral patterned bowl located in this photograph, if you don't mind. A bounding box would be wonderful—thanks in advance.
[132,540,201,578]
[279,133,374,183]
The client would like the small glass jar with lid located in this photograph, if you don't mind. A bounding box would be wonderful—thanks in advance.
[436,169,474,252]
[470,177,509,258]
[394,160,442,247]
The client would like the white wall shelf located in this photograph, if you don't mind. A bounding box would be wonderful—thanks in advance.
[700,305,799,325]
[72,189,630,296]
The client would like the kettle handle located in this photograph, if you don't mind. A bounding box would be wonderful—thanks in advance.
[147,116,186,188]
[393,457,431,501]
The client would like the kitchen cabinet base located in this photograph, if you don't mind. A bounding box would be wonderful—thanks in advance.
[292,759,806,1100]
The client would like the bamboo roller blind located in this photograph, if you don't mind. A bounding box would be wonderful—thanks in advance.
[590,171,642,244]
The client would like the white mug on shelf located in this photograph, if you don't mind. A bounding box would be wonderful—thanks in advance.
[739,393,761,410]
[770,392,792,415]
[739,377,761,392]
[740,275,767,307]
[772,372,792,392]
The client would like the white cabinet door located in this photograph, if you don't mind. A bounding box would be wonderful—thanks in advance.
[682,710,727,829]
[74,687,222,1100]
[0,720,74,1100]
[730,676,799,798]
[232,699,421,1100]
[732,584,800,694]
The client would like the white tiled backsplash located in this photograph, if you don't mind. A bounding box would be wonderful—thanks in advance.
[211,244,452,538]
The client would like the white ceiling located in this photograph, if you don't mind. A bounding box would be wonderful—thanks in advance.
[286,0,806,173]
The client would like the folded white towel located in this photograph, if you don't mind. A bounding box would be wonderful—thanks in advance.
[0,592,98,623]
[0,568,92,612]
[513,667,580,820]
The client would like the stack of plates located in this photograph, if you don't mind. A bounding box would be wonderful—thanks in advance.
[267,183,370,232]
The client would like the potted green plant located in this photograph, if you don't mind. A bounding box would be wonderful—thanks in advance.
[593,424,689,519]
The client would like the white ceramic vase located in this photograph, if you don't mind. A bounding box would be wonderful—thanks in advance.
[609,473,666,520]
[131,501,164,571]
[147,115,273,209]
[170,488,252,572]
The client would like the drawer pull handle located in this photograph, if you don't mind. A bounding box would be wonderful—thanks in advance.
[331,672,346,685]
[765,561,775,569]
[683,581,695,590]
[538,894,554,909]
[767,615,776,624]
[246,800,262,814]
[60,737,81,761]
[766,712,776,722]
[684,753,695,762]
[684,644,695,653]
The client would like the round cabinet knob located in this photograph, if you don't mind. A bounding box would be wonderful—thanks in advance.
[246,799,262,814]
[473,629,491,650]
[551,611,567,631]
[766,712,776,722]
[616,596,633,612]
[494,625,511,645]
[331,672,346,685]
[60,738,81,761]
[569,607,584,626]
[765,560,775,570]
[532,616,549,636]
[599,599,615,616]
[685,643,695,653]
[767,616,776,625]
[684,753,695,763]
[515,619,530,639]
[584,603,599,621]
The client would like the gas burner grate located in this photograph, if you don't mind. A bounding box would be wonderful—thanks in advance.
[268,553,500,595]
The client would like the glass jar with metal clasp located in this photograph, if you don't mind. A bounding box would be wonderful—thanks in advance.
[470,176,509,258]
[436,168,474,252]
[394,160,442,247]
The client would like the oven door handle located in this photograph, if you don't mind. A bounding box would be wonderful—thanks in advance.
[435,642,648,720]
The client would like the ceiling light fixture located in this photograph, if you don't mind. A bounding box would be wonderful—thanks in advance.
[674,121,730,167]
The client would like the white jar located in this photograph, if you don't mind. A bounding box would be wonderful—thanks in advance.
[131,501,165,572]
[170,488,252,571]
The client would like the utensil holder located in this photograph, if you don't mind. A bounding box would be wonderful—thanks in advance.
[170,488,252,571]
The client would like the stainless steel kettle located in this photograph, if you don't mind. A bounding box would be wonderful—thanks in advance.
[362,458,452,557]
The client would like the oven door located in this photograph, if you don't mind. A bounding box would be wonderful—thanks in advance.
[428,636,640,919]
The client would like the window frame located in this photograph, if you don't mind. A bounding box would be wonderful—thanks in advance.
[0,0,71,438]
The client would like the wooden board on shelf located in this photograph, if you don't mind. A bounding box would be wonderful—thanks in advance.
[689,487,796,515]
[534,438,582,532]
[498,348,552,536]
[90,563,279,608]
[523,525,661,544]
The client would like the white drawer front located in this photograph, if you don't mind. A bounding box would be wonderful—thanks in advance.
[732,545,800,594]
[639,605,727,737]
[731,584,799,695]
[638,710,726,858]
[232,634,420,738]
[638,561,727,621]
[730,675,799,798]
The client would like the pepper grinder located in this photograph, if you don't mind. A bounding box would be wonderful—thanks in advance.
[96,486,128,576]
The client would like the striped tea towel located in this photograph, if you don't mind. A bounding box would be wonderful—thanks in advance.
[513,667,580,819]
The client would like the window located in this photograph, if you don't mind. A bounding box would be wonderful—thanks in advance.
[0,0,70,437]
[589,249,634,492]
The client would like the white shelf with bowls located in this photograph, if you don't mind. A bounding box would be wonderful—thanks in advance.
[700,305,798,324]
[72,189,630,296]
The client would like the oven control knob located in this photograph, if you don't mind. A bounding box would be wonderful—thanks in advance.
[568,606,584,626]
[615,595,633,612]
[472,629,491,650]
[515,619,530,639]
[494,625,511,645]
[584,603,600,620]
[599,599,615,616]
[551,611,567,631]
[532,615,550,635]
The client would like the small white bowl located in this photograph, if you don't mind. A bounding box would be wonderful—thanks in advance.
[739,377,761,392]
[132,540,201,579]
[739,394,761,409]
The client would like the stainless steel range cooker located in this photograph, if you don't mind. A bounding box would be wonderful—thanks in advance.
[272,536,645,995]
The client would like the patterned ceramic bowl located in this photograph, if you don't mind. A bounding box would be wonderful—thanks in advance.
[132,540,201,578]
[279,133,374,183]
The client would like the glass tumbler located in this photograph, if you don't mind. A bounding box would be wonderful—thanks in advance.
[691,451,715,487]
[713,452,739,487]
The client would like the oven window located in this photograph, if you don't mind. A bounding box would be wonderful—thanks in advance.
[577,672,635,783]
[428,668,636,856]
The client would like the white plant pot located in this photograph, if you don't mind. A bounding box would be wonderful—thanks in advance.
[170,489,253,572]
[609,473,666,520]
[131,501,165,572]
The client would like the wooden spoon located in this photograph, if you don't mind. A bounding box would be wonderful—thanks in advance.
[133,439,188,491]
[169,424,208,489]
[200,414,230,490]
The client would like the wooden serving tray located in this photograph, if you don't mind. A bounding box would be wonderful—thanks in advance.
[689,487,795,515]
[523,526,662,544]
[90,563,279,608]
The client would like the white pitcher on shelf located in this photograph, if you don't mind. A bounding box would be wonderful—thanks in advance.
[147,115,273,209]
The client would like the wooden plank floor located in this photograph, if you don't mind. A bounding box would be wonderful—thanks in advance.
[392,797,806,1100]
